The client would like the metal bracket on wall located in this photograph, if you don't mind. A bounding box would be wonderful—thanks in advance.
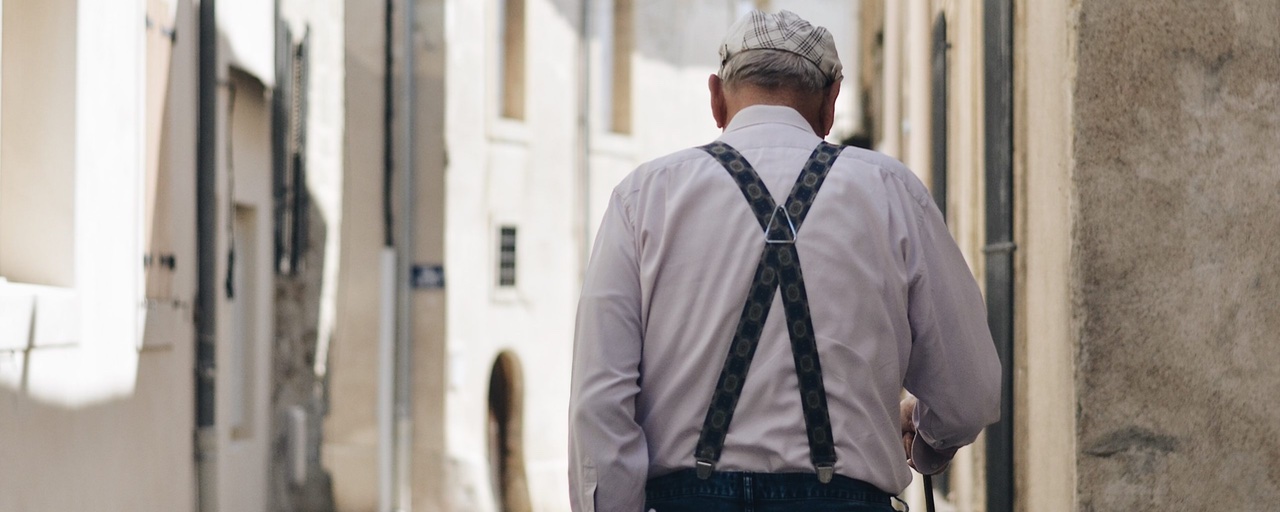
[982,241,1017,254]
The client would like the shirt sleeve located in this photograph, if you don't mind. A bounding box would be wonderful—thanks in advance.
[901,188,1002,476]
[568,190,648,512]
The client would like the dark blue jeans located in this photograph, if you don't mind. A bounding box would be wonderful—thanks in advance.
[644,469,896,512]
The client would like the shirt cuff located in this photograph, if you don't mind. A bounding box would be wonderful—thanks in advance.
[911,436,958,475]
[911,402,958,475]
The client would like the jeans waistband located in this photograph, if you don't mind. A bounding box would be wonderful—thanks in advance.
[645,469,891,504]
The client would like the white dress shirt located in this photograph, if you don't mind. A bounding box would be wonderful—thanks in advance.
[569,105,1001,512]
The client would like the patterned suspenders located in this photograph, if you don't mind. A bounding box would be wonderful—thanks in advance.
[693,141,844,484]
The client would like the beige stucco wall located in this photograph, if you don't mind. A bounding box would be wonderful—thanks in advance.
[326,0,450,509]
[217,67,275,512]
[1014,1,1077,511]
[410,0,450,510]
[325,0,391,508]
[1071,1,1280,509]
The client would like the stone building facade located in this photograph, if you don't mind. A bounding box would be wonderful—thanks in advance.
[868,1,1280,510]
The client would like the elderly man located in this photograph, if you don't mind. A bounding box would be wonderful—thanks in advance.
[569,10,1000,512]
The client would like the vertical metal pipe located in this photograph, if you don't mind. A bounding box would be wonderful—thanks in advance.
[378,248,396,512]
[396,0,417,509]
[383,0,396,248]
[983,0,1015,511]
[378,0,397,510]
[195,0,219,510]
[930,14,948,221]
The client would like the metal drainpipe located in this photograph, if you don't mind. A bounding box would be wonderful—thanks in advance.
[395,0,417,509]
[983,0,1015,511]
[195,0,219,510]
[377,0,399,510]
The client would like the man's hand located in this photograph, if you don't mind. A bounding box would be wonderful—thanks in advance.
[900,396,918,471]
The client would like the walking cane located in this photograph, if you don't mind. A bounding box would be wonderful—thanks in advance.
[923,474,936,512]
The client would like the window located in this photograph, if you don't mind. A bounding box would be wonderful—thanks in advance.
[0,0,78,287]
[497,226,517,287]
[273,26,310,275]
[230,204,259,439]
[497,0,526,120]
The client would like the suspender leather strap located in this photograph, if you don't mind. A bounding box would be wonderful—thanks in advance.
[693,141,843,483]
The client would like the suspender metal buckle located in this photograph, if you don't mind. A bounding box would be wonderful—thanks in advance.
[764,206,798,245]
[695,459,716,480]
[816,463,835,484]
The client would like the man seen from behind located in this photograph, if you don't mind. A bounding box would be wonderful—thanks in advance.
[569,9,1001,512]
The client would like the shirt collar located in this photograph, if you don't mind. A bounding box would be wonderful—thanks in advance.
[722,105,817,136]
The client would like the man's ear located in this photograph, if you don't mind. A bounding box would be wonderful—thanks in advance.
[819,78,842,138]
[709,74,728,130]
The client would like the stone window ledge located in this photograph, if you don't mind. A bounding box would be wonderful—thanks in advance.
[0,278,81,352]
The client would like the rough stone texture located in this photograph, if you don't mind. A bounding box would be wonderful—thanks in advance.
[271,199,335,512]
[1072,1,1280,510]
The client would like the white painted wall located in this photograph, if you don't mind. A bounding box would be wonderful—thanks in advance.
[445,0,569,508]
[0,0,346,508]
[0,0,148,407]
[219,0,275,87]
[0,0,197,509]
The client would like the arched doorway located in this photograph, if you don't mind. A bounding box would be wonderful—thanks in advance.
[487,352,531,512]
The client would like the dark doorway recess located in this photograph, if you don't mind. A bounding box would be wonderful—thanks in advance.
[488,352,532,512]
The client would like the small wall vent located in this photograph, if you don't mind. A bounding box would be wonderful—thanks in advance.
[497,227,517,287]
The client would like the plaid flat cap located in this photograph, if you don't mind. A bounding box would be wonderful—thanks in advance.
[719,10,843,83]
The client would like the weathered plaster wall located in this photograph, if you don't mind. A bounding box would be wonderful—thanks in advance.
[1073,1,1280,509]
[271,1,345,510]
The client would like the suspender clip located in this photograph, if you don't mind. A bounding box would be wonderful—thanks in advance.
[695,460,716,480]
[764,206,798,245]
[816,464,835,484]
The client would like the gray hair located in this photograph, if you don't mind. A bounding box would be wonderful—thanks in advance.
[718,49,832,93]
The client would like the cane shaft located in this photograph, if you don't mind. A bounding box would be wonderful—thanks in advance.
[923,474,936,512]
